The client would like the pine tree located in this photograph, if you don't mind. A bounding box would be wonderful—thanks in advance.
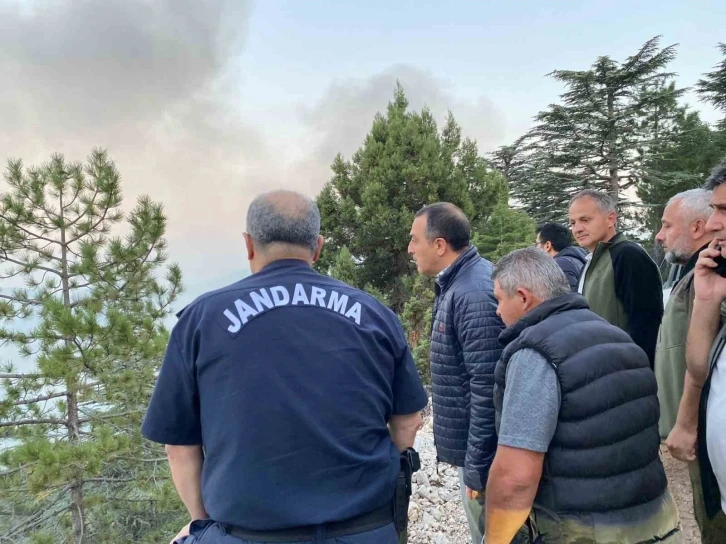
[496,37,684,223]
[491,137,578,223]
[400,275,434,384]
[638,108,725,236]
[473,204,536,262]
[697,43,726,122]
[316,84,520,312]
[0,150,183,543]
[328,246,358,286]
[317,84,534,383]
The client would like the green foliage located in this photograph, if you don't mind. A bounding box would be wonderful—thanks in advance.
[316,85,533,384]
[0,150,184,543]
[328,246,358,286]
[493,37,686,224]
[473,204,536,263]
[400,276,435,384]
[638,109,726,235]
[697,43,726,121]
[316,84,521,314]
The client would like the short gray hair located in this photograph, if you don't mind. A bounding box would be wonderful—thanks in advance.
[570,189,617,214]
[704,161,726,191]
[666,188,712,224]
[246,190,321,253]
[493,247,571,300]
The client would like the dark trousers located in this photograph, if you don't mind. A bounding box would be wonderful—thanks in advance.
[182,519,399,544]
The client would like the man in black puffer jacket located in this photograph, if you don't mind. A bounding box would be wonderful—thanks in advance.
[484,248,680,544]
[408,203,504,544]
[535,222,587,292]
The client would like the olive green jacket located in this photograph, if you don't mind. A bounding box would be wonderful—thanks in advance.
[654,249,701,440]
[579,233,664,366]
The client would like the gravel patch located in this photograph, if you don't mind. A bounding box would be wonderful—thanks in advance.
[409,405,471,544]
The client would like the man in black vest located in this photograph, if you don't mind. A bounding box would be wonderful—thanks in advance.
[483,248,680,544]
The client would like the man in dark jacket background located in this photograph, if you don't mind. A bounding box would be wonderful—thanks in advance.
[535,222,587,291]
[408,202,504,544]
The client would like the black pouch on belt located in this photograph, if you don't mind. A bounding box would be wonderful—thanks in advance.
[393,448,420,539]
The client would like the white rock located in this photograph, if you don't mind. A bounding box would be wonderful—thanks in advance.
[414,470,430,487]
[406,396,471,544]
[431,506,444,522]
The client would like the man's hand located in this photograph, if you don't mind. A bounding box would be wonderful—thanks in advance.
[666,422,697,462]
[466,486,483,501]
[694,239,726,303]
[687,240,726,384]
[169,521,191,544]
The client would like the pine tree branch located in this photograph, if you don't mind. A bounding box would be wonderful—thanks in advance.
[0,485,70,541]
[0,293,43,305]
[106,497,160,503]
[0,213,59,247]
[77,409,142,424]
[0,462,38,478]
[16,241,64,264]
[0,417,68,428]
[62,180,84,214]
[66,198,115,246]
[132,457,167,463]
[10,390,69,406]
[0,270,23,280]
[114,245,158,295]
[0,373,44,380]
[83,477,137,484]
[0,256,61,278]
[63,185,101,231]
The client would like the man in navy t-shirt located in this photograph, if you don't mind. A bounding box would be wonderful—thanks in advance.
[142,190,428,544]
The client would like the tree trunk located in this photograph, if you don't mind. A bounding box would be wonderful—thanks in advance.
[606,89,620,228]
[67,390,85,542]
[60,193,86,543]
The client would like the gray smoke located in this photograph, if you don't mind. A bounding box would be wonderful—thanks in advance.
[0,3,506,300]
[294,64,506,194]
[0,0,249,140]
[0,0,271,279]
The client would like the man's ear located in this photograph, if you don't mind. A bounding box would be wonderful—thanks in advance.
[607,211,618,228]
[543,241,553,254]
[691,219,707,239]
[516,287,529,304]
[312,235,325,263]
[435,237,447,257]
[243,233,255,261]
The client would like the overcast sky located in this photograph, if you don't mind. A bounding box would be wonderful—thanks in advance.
[1,0,724,314]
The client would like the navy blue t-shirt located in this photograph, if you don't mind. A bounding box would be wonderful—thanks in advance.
[141,259,428,530]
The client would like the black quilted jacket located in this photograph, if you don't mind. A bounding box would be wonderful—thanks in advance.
[429,245,504,491]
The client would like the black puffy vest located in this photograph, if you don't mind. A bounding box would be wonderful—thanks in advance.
[493,294,667,514]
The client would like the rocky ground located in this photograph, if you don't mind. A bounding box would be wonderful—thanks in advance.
[661,445,700,543]
[408,405,471,544]
[408,403,701,544]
